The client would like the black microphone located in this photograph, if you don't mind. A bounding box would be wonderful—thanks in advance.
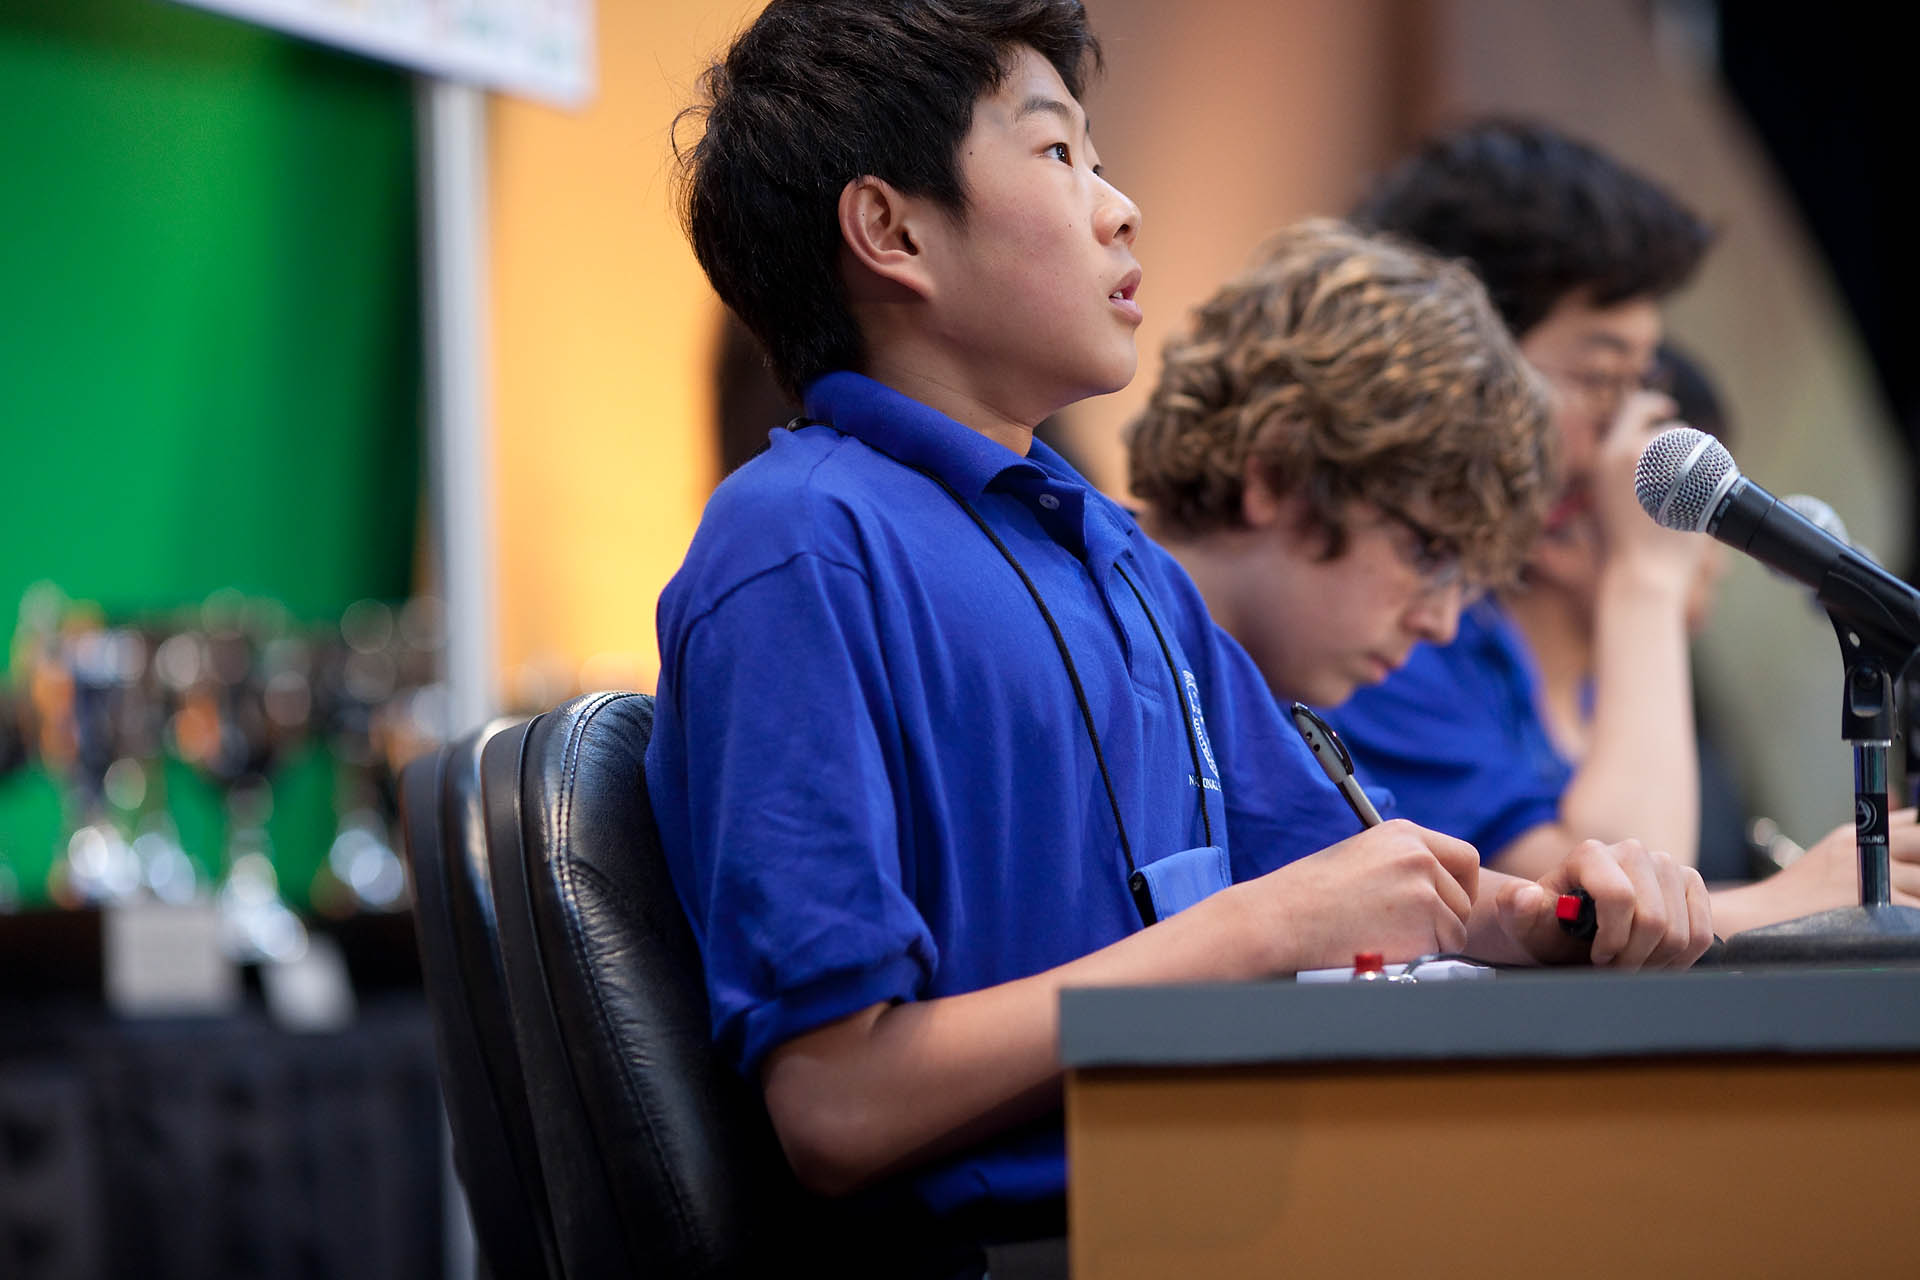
[1781,493,1850,548]
[1773,495,1870,606]
[1635,427,1920,657]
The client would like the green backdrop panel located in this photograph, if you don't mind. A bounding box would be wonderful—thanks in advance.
[0,0,422,908]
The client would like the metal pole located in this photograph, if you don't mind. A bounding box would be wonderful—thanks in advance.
[417,77,498,738]
[1853,740,1894,907]
[416,76,494,1280]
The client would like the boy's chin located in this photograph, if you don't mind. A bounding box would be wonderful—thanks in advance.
[1303,672,1363,710]
[1077,355,1137,401]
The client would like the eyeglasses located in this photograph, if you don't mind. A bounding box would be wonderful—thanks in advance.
[1376,506,1471,601]
[1535,362,1655,418]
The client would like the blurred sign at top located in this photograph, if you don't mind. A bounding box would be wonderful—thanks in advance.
[170,0,594,108]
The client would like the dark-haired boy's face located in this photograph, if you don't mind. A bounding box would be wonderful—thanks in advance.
[1519,292,1662,481]
[915,46,1144,423]
[1518,291,1665,610]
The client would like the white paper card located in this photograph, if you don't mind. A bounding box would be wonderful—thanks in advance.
[1296,958,1496,983]
[104,902,241,1016]
[261,934,358,1033]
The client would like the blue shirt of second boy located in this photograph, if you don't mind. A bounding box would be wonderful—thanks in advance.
[1329,596,1571,861]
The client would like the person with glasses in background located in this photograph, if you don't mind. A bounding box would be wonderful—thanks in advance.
[1130,214,1915,952]
[1332,118,1920,928]
[1128,219,1545,717]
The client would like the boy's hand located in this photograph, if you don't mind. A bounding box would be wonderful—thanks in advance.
[1495,837,1712,968]
[1737,808,1920,921]
[1815,807,1920,904]
[1247,819,1480,969]
[1594,390,1705,579]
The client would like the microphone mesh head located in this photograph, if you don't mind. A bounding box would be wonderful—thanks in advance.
[1634,426,1739,532]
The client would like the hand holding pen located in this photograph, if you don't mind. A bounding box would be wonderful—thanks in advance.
[1290,702,1604,950]
[1289,704,1713,966]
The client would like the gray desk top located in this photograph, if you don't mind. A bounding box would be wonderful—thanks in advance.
[1058,965,1920,1069]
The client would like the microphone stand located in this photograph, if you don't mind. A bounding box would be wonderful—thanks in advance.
[1901,666,1918,810]
[1720,620,1920,961]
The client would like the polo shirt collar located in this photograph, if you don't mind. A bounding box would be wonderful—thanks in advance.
[803,371,1043,500]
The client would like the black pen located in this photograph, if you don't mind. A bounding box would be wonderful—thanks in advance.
[1289,702,1382,829]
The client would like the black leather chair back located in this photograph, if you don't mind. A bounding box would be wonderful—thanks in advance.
[399,717,560,1279]
[485,691,813,1278]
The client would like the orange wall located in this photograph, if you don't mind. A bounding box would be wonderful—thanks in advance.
[490,1,765,701]
[487,2,1406,697]
[488,1,1404,697]
[1071,0,1403,494]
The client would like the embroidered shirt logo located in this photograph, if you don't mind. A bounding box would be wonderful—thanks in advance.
[1182,669,1221,786]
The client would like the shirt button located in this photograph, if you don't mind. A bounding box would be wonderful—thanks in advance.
[1037,493,1061,510]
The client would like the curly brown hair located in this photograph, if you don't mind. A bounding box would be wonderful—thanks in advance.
[1127,219,1555,586]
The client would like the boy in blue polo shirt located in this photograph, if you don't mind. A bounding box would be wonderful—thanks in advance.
[648,3,1710,1260]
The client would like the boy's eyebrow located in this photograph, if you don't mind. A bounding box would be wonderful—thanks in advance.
[1015,94,1091,137]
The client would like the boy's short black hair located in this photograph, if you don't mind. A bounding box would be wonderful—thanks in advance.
[1352,118,1713,339]
[677,0,1100,400]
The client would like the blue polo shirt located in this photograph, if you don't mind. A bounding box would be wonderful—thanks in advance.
[647,372,1359,1222]
[1328,597,1570,862]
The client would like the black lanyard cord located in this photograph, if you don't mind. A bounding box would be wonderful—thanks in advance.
[1115,564,1215,848]
[906,465,1216,881]
[910,466,1143,878]
[791,416,1211,920]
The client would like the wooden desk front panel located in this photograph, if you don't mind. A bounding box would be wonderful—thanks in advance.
[1067,1056,1920,1279]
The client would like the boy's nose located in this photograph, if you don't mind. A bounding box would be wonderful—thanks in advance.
[1407,585,1464,646]
[1099,180,1141,245]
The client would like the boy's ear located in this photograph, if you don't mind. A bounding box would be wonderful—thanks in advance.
[838,176,937,300]
[1243,456,1332,555]
[1241,456,1288,528]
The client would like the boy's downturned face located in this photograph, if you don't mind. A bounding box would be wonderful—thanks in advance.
[1236,495,1469,708]
[918,46,1144,422]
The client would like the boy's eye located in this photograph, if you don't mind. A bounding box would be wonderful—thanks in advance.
[1409,536,1448,574]
[1047,142,1072,164]
[1382,508,1464,586]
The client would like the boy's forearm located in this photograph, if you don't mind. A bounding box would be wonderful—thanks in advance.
[760,886,1283,1196]
[1710,811,1920,935]
[1561,560,1699,864]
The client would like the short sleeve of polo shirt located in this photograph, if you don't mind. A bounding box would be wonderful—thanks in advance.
[1328,601,1571,861]
[650,548,938,1078]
